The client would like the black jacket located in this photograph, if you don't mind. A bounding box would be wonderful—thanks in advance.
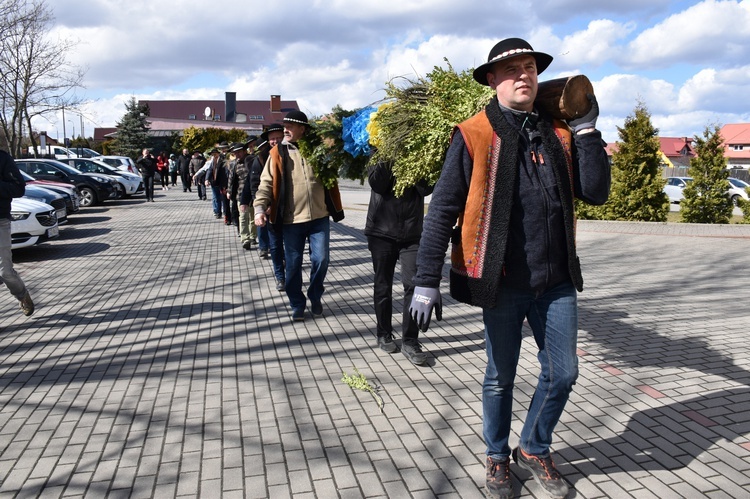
[136,154,157,177]
[176,153,191,175]
[0,150,26,220]
[240,145,269,206]
[364,162,433,243]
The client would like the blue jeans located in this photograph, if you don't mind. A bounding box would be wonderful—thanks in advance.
[211,186,223,215]
[257,224,270,251]
[483,280,578,459]
[268,226,285,282]
[282,217,329,312]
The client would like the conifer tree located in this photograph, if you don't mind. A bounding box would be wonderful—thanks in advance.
[680,124,732,224]
[113,97,150,159]
[603,101,668,221]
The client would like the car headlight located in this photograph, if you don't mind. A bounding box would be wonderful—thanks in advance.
[90,175,109,183]
[11,211,30,221]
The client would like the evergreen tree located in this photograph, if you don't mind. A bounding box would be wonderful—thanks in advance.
[603,101,668,221]
[680,124,732,224]
[113,97,150,159]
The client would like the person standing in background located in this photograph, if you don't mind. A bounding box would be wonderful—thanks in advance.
[136,148,157,202]
[177,148,192,193]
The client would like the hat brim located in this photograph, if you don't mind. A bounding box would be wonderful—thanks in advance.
[473,52,553,86]
[282,118,311,127]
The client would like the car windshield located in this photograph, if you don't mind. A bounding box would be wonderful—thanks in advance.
[729,178,749,188]
[48,160,83,175]
[92,161,121,175]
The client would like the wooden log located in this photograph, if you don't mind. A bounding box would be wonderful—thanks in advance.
[535,75,594,120]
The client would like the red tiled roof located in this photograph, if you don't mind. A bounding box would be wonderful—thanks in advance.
[93,94,299,143]
[140,98,297,124]
[720,123,750,160]
[658,137,695,158]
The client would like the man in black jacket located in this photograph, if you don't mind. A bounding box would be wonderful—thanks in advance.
[408,38,610,499]
[176,148,192,192]
[0,150,34,316]
[136,148,157,202]
[364,162,432,365]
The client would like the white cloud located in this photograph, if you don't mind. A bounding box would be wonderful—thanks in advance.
[26,0,750,151]
[626,0,750,68]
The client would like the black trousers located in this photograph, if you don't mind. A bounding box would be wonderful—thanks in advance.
[367,235,419,341]
[181,171,192,191]
[143,175,154,200]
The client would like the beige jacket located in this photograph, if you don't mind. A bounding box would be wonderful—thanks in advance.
[253,140,330,224]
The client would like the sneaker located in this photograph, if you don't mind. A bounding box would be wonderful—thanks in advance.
[512,448,569,499]
[258,249,269,259]
[292,308,305,322]
[311,301,323,318]
[402,341,428,366]
[276,280,285,292]
[485,456,513,499]
[19,290,34,317]
[242,240,252,250]
[377,334,398,354]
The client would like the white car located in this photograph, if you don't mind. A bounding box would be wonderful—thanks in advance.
[11,198,59,250]
[58,157,143,197]
[664,176,749,205]
[728,177,750,205]
[98,155,140,175]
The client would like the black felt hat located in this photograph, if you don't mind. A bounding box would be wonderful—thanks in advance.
[260,123,284,143]
[283,110,310,127]
[472,38,553,86]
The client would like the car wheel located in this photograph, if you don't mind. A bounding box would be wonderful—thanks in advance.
[731,194,741,206]
[116,183,126,199]
[79,187,97,207]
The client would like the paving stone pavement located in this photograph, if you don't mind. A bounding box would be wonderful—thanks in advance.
[1,185,749,498]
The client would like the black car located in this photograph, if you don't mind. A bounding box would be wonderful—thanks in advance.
[19,170,81,216]
[22,184,69,224]
[15,159,118,207]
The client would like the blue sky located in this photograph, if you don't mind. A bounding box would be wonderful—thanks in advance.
[38,0,750,144]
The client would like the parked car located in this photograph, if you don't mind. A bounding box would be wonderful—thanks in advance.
[58,157,143,197]
[14,158,118,208]
[98,155,140,175]
[10,198,59,250]
[664,176,749,205]
[664,177,692,203]
[22,184,68,224]
[20,170,81,215]
[30,145,76,159]
[67,147,101,158]
[728,177,750,205]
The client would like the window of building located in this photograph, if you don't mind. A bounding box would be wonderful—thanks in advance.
[188,114,196,120]
[733,145,744,151]
[249,115,264,120]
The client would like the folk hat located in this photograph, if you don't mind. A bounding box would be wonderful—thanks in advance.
[228,142,246,153]
[283,110,310,127]
[472,37,553,86]
[260,123,284,143]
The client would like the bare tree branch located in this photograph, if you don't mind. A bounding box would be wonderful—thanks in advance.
[0,0,86,155]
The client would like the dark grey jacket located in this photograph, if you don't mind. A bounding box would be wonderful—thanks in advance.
[364,162,433,243]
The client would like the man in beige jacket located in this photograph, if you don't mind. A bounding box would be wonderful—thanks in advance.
[253,110,344,321]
